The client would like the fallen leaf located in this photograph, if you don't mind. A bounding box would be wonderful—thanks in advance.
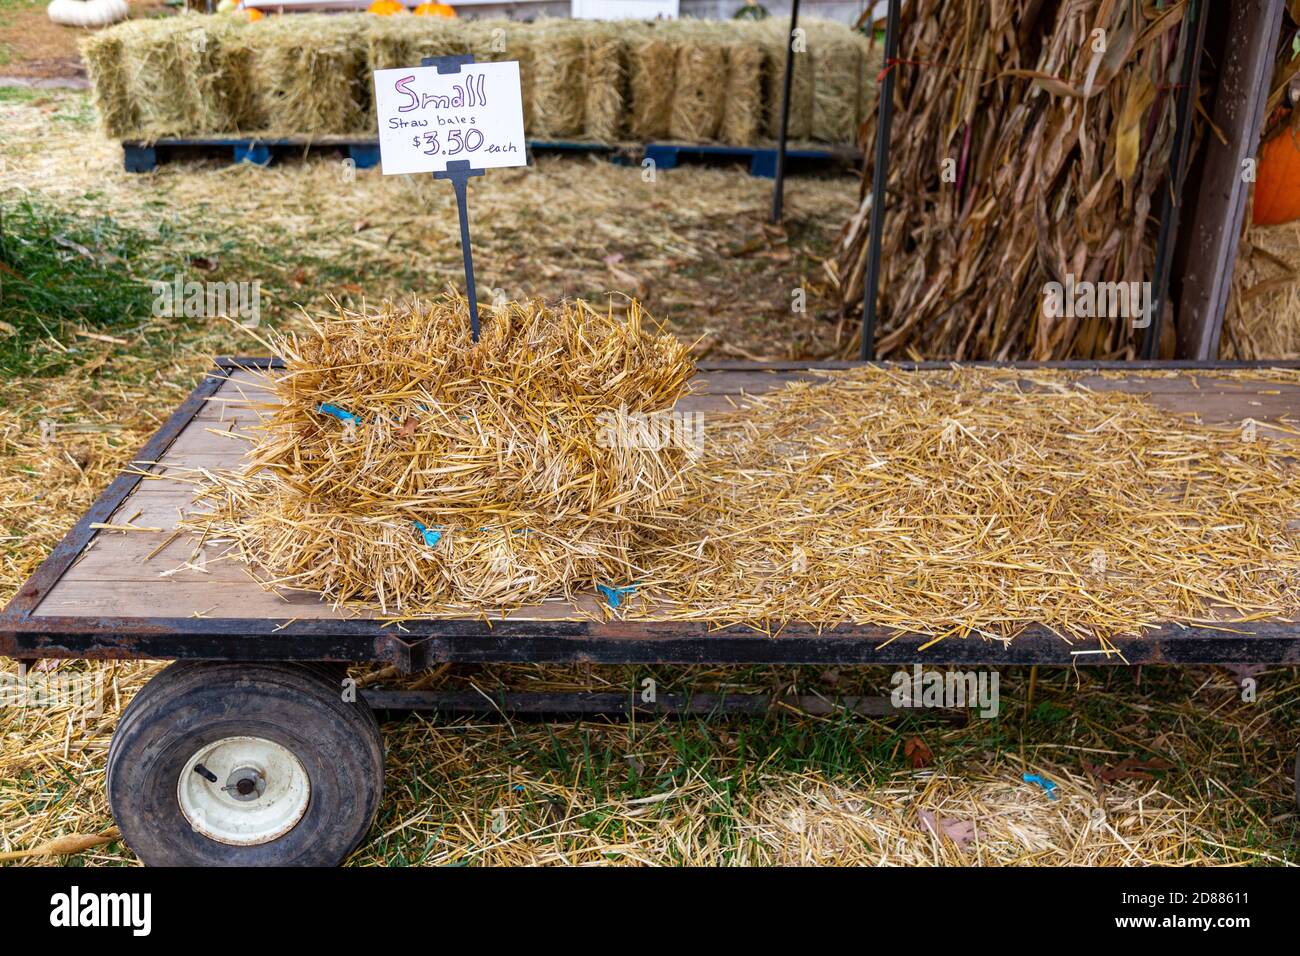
[1115,70,1156,181]
[917,810,978,848]
[904,736,932,769]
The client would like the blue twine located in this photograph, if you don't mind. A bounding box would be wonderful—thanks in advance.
[317,403,363,427]
[413,521,443,548]
[596,583,637,608]
[1023,773,1057,800]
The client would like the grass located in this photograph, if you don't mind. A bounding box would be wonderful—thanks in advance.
[0,201,160,375]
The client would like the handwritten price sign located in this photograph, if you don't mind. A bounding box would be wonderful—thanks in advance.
[373,61,526,176]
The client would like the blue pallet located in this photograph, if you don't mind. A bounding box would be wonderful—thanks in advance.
[644,142,849,178]
[122,137,848,177]
[122,138,383,173]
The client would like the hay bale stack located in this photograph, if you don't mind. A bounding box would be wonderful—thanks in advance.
[467,19,537,132]
[627,27,677,140]
[582,25,634,142]
[720,38,766,147]
[759,17,814,140]
[80,29,136,138]
[188,296,695,615]
[530,19,587,139]
[258,15,369,136]
[668,22,728,142]
[808,23,865,145]
[82,15,870,146]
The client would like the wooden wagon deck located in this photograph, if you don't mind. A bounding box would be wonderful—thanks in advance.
[4,358,1300,671]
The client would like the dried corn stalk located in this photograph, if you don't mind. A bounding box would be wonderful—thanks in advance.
[834,0,1200,360]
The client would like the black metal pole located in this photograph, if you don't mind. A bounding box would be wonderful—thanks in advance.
[770,0,801,224]
[860,0,900,361]
[445,165,482,341]
[424,54,484,343]
[1142,0,1208,360]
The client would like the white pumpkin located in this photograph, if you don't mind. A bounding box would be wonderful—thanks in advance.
[47,0,130,27]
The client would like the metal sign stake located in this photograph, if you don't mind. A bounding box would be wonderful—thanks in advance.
[423,54,486,342]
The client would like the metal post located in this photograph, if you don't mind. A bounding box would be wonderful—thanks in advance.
[423,54,486,342]
[1142,0,1208,360]
[1173,0,1285,359]
[770,0,802,224]
[860,0,901,361]
[433,161,485,341]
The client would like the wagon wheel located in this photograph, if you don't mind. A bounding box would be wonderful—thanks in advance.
[107,661,383,866]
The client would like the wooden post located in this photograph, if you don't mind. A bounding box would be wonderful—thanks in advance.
[1173,0,1284,360]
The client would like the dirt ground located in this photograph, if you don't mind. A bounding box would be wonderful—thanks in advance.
[0,0,168,79]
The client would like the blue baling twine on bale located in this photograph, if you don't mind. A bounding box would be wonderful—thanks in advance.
[413,521,443,548]
[596,583,638,608]
[317,403,364,427]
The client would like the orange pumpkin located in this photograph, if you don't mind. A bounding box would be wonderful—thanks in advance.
[1253,124,1300,226]
[367,0,408,13]
[413,2,457,15]
[245,7,263,19]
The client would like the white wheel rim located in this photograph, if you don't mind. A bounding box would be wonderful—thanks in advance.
[177,736,310,846]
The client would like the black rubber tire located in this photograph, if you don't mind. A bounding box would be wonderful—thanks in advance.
[107,661,383,867]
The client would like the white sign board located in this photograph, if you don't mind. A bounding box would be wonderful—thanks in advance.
[373,62,527,176]
[571,0,678,20]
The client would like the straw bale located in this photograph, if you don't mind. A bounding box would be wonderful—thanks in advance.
[256,15,370,136]
[583,28,631,142]
[628,30,676,140]
[116,17,202,140]
[720,39,766,146]
[79,30,136,139]
[183,19,265,134]
[809,29,862,144]
[760,17,813,140]
[468,19,537,132]
[668,28,726,142]
[1222,222,1300,359]
[187,295,695,615]
[530,20,587,139]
